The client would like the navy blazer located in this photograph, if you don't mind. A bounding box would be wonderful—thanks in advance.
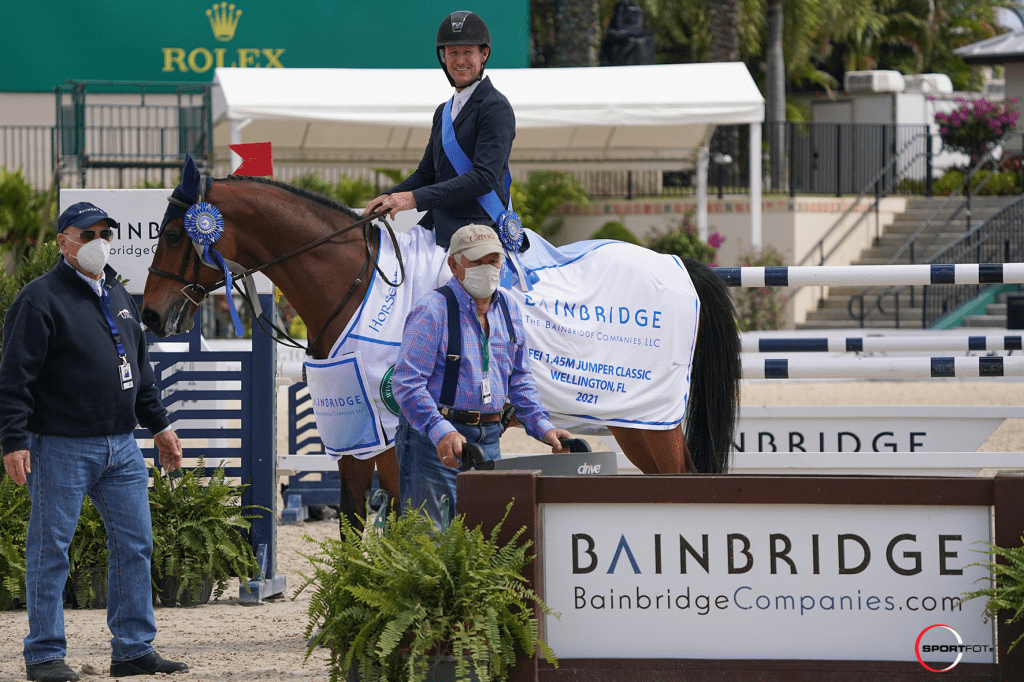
[388,76,515,248]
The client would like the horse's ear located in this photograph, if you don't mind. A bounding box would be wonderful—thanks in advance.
[178,154,201,201]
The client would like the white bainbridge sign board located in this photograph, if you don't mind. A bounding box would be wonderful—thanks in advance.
[734,406,1024,453]
[60,189,272,295]
[542,503,994,664]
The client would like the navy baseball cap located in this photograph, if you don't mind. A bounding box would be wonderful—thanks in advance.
[57,202,117,233]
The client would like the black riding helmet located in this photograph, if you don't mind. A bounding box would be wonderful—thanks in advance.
[436,11,491,87]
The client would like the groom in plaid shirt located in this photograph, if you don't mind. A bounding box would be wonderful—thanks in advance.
[392,224,571,524]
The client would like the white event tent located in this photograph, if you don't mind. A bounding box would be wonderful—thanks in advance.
[211,62,765,246]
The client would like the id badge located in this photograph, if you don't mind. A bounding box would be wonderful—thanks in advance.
[119,356,133,390]
[480,376,491,404]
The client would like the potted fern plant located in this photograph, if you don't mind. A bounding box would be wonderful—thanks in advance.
[964,536,1024,652]
[0,469,30,610]
[149,458,264,607]
[66,497,109,609]
[298,504,558,682]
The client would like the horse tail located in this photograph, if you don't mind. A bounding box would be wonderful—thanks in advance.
[682,257,741,474]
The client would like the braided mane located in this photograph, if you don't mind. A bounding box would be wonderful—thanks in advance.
[219,175,363,221]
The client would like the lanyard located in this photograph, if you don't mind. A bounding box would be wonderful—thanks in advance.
[481,326,490,373]
[99,287,127,359]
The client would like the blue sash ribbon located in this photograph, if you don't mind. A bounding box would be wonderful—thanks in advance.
[440,99,536,291]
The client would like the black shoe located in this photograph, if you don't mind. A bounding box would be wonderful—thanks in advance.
[110,652,188,677]
[25,660,80,682]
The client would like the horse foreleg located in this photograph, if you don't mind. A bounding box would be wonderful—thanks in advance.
[373,447,400,515]
[336,456,377,531]
[608,425,697,474]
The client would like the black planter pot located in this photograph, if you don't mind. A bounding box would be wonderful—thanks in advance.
[346,656,480,682]
[154,574,213,607]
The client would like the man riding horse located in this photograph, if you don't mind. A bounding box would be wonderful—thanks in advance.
[364,10,516,257]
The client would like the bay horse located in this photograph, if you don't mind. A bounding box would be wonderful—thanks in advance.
[141,170,741,526]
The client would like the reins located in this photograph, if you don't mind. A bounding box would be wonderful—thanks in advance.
[148,184,407,358]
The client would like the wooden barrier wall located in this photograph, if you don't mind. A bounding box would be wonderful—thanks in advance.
[459,471,1024,682]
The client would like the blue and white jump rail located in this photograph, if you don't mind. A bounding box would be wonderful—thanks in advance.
[714,263,1024,287]
[741,334,1024,353]
[743,355,1024,379]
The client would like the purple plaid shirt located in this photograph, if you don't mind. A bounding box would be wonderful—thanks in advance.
[393,277,555,446]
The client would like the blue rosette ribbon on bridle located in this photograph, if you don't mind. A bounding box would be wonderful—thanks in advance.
[439,99,538,291]
[183,201,245,337]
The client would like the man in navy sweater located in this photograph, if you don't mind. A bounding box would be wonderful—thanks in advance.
[364,10,515,249]
[0,203,187,682]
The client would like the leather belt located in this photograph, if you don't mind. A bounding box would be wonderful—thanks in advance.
[439,406,502,426]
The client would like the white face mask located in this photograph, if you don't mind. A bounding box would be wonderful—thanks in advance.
[67,237,110,275]
[461,263,501,299]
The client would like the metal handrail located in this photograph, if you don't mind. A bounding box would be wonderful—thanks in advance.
[850,131,1021,327]
[794,132,930,268]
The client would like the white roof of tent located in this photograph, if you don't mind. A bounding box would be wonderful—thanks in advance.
[211,63,763,169]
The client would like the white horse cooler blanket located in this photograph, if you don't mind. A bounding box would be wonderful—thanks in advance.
[304,226,700,457]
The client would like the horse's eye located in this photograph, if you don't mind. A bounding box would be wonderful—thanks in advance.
[165,227,183,246]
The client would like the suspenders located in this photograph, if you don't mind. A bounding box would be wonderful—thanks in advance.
[436,285,516,407]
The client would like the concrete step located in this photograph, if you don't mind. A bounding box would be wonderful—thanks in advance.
[796,195,1021,330]
[962,315,1008,328]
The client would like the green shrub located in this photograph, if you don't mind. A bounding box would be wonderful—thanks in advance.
[67,498,109,608]
[894,177,927,195]
[0,470,30,610]
[289,173,377,208]
[510,171,589,238]
[934,169,965,196]
[299,504,557,682]
[149,459,263,604]
[0,169,56,271]
[590,220,640,244]
[973,170,1022,195]
[934,169,1022,196]
[734,247,789,331]
[644,212,721,265]
[964,537,1024,652]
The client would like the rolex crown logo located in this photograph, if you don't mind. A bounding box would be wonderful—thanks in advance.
[206,2,242,42]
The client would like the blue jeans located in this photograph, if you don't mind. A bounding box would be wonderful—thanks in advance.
[24,432,157,665]
[396,415,501,527]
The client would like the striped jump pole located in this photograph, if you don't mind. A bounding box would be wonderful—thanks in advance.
[714,263,1024,287]
[741,334,1024,353]
[743,355,1024,379]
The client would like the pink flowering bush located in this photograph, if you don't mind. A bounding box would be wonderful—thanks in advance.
[734,247,789,331]
[645,212,723,265]
[935,97,1019,163]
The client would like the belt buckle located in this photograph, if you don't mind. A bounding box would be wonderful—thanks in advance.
[465,410,482,426]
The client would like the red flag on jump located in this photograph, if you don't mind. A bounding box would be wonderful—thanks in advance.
[229,142,273,177]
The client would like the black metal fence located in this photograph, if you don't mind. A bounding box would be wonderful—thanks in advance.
[922,197,1024,327]
[0,81,215,190]
[1,126,58,189]
[2,110,933,200]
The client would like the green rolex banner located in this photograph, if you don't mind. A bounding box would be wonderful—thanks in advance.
[2,1,528,92]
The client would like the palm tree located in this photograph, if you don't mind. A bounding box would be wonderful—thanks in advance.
[766,0,786,190]
[555,0,601,66]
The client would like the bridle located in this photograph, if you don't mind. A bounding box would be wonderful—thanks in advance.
[147,178,406,357]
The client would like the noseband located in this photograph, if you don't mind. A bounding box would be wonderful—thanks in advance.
[147,177,406,356]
